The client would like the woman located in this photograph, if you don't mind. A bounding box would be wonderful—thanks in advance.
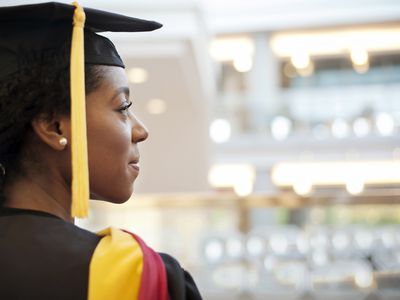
[0,2,202,300]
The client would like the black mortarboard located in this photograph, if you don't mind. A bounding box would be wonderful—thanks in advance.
[0,2,162,218]
[0,2,162,79]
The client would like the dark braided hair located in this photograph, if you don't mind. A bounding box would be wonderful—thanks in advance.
[0,62,104,201]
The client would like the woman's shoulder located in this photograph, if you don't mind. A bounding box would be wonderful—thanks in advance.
[159,253,203,300]
[90,228,202,300]
[0,207,100,300]
[0,206,100,254]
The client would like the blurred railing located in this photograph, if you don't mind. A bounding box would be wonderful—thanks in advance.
[198,224,400,300]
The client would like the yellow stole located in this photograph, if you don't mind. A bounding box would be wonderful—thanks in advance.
[87,227,144,300]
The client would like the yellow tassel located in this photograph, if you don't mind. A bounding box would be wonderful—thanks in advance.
[70,2,89,218]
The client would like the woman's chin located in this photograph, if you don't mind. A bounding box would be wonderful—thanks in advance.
[89,191,133,204]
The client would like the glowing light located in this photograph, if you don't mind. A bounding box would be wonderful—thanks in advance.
[376,113,395,136]
[270,27,400,58]
[293,180,312,196]
[246,236,265,257]
[351,46,370,74]
[272,160,400,187]
[233,55,253,72]
[209,37,254,62]
[146,98,167,115]
[291,52,310,69]
[297,61,314,77]
[128,67,148,84]
[346,179,364,195]
[233,180,253,197]
[208,164,256,190]
[271,116,292,140]
[331,118,349,139]
[354,270,374,288]
[353,117,371,137]
[270,234,288,255]
[351,47,369,66]
[204,239,224,262]
[209,119,231,143]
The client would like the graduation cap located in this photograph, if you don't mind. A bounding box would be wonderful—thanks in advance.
[0,2,162,218]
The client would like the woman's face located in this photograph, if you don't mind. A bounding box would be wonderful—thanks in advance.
[85,66,148,203]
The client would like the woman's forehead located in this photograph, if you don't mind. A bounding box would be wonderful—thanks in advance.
[99,66,129,87]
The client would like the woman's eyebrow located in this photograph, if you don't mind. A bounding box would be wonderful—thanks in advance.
[110,86,130,103]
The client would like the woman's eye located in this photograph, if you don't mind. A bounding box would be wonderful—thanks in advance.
[118,101,133,114]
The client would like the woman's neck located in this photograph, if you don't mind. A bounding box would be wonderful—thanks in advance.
[3,176,73,223]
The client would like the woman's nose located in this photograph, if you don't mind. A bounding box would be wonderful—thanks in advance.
[132,118,149,143]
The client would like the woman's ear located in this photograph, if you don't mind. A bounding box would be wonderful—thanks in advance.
[31,114,71,151]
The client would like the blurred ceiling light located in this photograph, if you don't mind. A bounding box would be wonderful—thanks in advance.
[350,46,370,73]
[146,98,167,115]
[233,180,253,197]
[209,118,231,143]
[128,67,148,84]
[209,36,254,62]
[208,164,256,190]
[375,112,395,136]
[331,118,349,139]
[346,179,365,195]
[297,61,314,77]
[293,180,313,196]
[290,51,310,69]
[272,160,400,187]
[204,239,224,262]
[354,270,374,289]
[350,47,369,66]
[246,236,265,257]
[353,117,371,137]
[271,116,292,140]
[270,234,288,255]
[233,55,253,72]
[271,27,400,58]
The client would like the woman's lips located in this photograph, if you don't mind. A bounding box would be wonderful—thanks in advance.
[129,162,140,172]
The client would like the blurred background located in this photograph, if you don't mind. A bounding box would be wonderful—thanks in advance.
[7,0,400,299]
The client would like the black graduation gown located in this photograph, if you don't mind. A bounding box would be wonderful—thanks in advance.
[0,207,202,300]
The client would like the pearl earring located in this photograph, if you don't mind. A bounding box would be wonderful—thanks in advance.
[59,137,68,147]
